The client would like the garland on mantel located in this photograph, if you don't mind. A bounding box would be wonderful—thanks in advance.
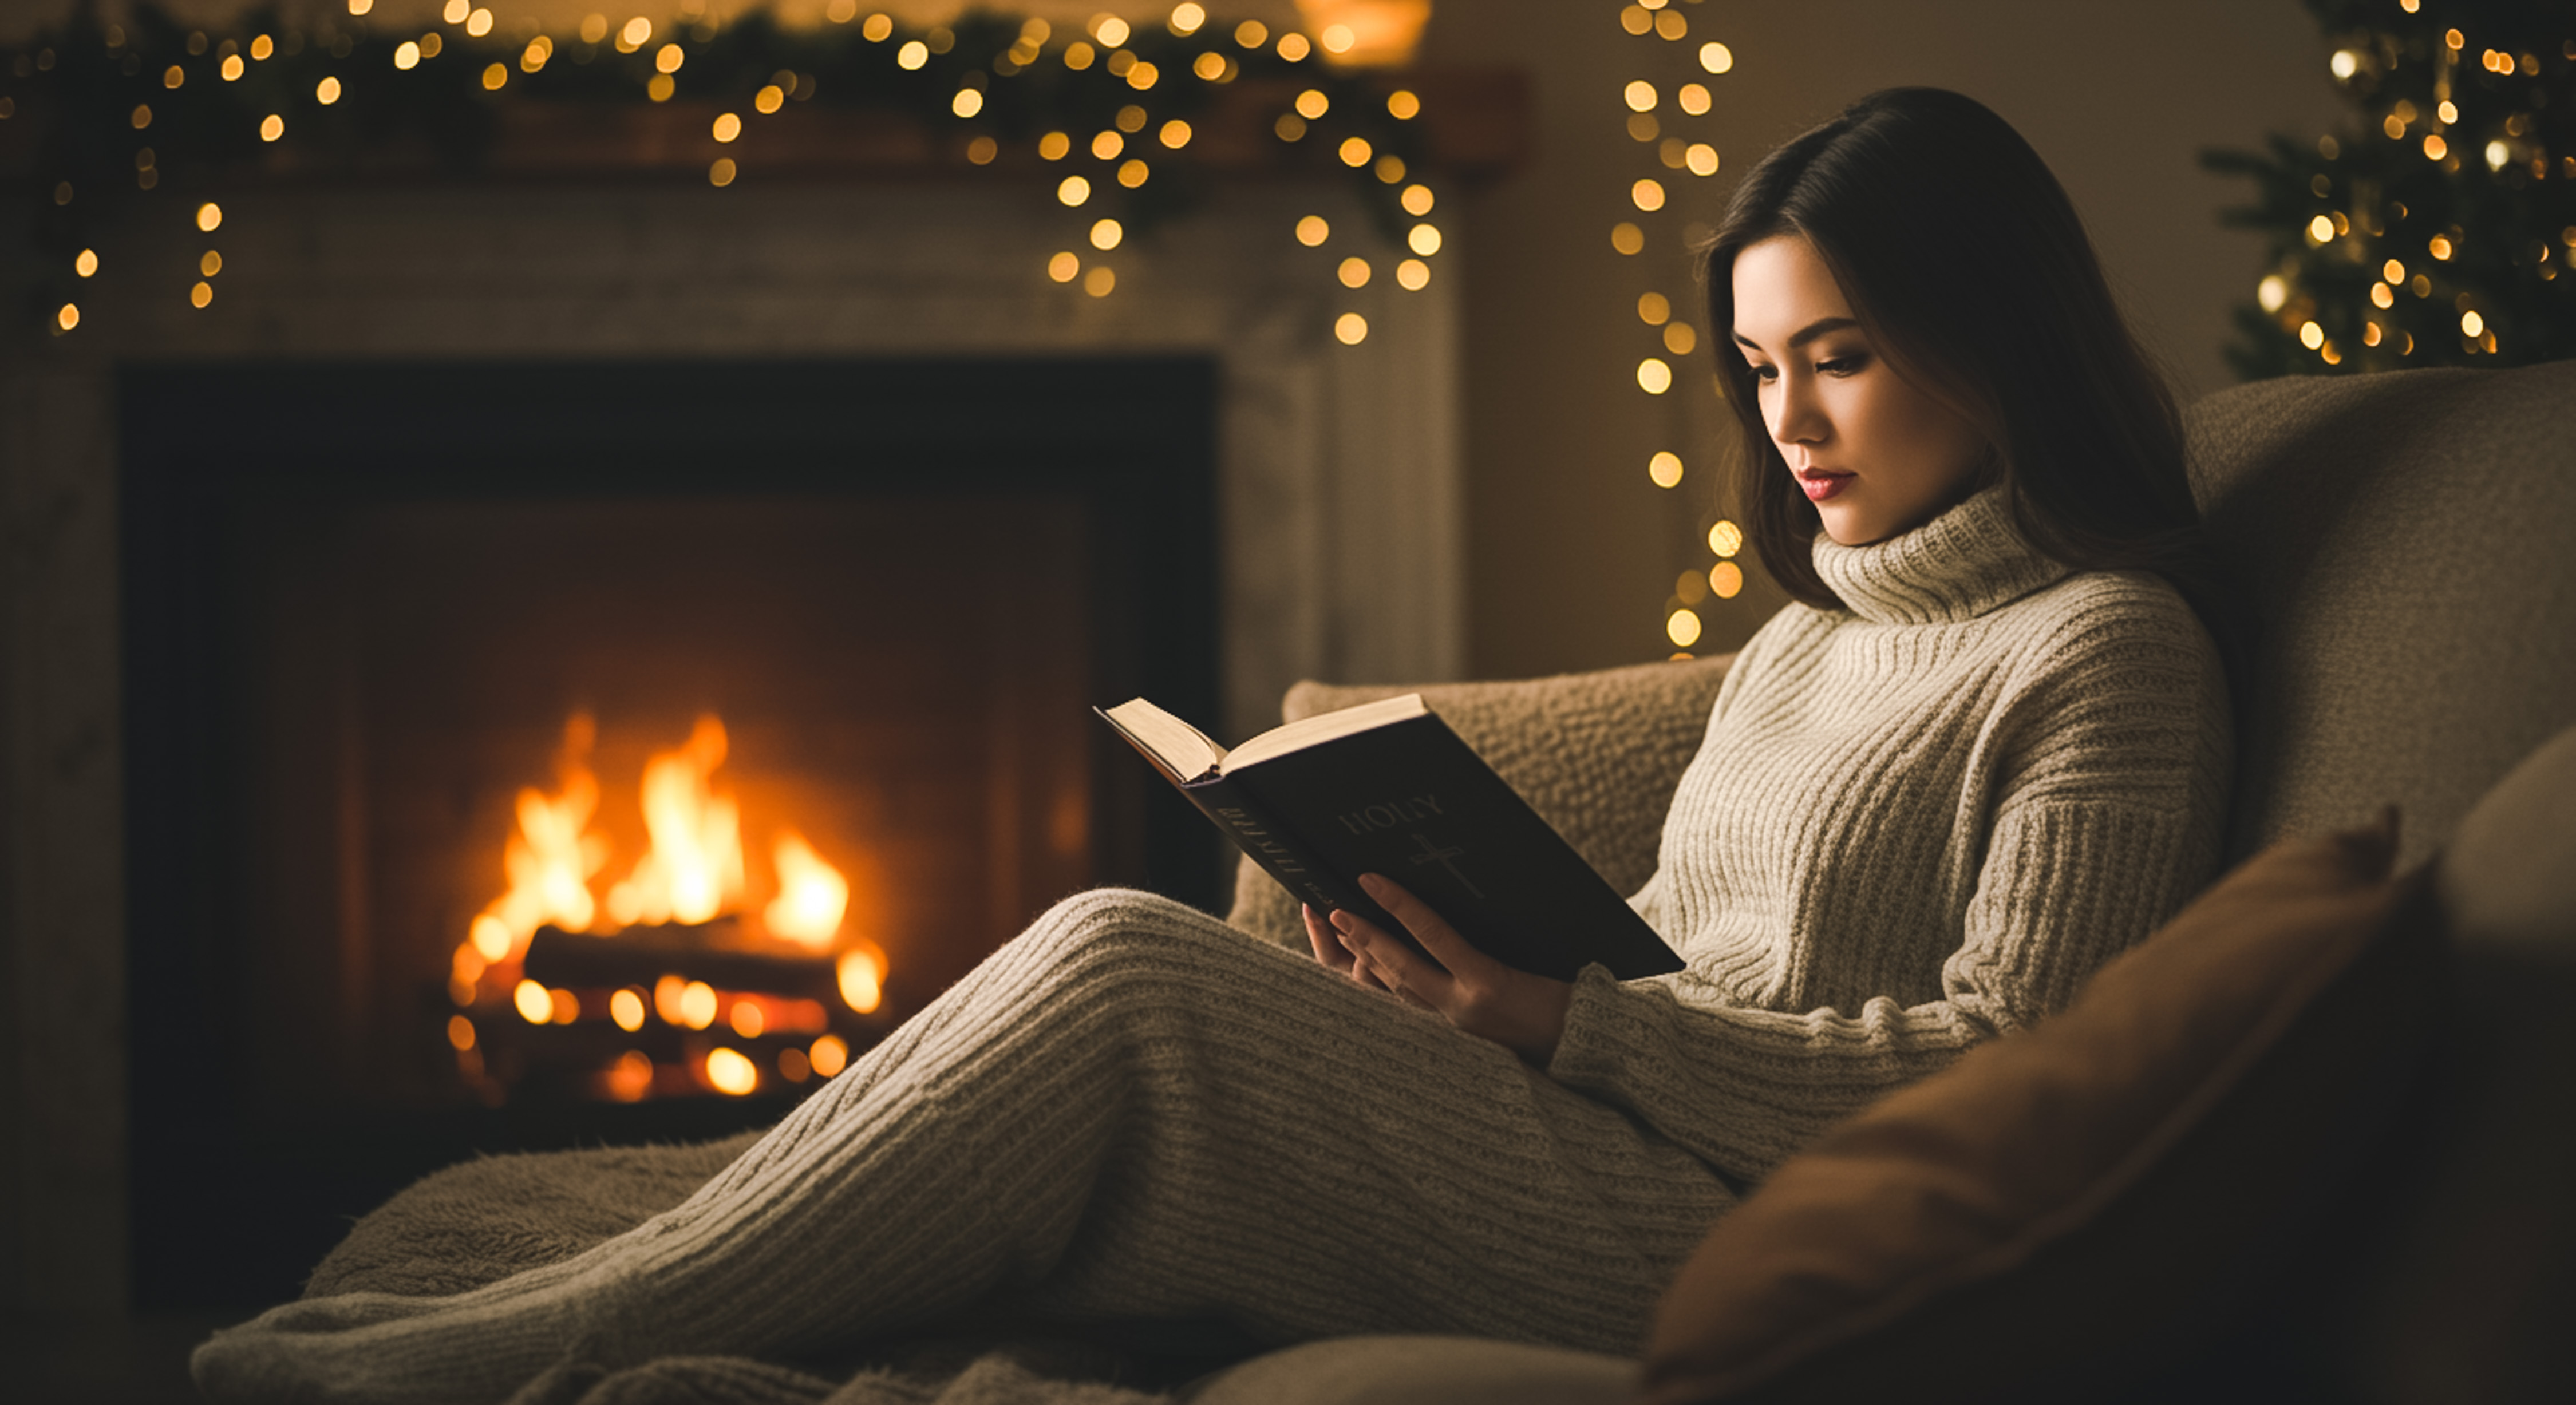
[4,2,1446,338]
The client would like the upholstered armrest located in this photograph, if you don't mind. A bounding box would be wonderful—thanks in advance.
[1224,655,1735,949]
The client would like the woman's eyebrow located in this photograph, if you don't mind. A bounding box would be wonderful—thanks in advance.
[1731,315,1861,352]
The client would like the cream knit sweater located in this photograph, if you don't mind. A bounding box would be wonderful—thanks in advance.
[193,486,2228,1403]
[1554,484,2233,1181]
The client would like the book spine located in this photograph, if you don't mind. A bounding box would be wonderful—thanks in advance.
[1182,776,1370,920]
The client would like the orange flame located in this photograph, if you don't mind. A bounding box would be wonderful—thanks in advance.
[468,715,609,962]
[765,829,848,949]
[605,715,744,928]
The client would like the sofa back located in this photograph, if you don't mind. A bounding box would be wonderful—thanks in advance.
[2183,362,2576,869]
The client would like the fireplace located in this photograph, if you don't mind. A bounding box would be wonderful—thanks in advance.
[118,355,1221,1305]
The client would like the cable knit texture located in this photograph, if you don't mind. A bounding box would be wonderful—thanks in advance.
[191,486,2227,1404]
[1552,485,2232,1181]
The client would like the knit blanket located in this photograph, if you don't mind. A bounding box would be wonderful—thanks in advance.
[301,1133,1237,1405]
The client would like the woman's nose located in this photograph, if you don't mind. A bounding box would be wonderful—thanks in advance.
[1772,375,1828,445]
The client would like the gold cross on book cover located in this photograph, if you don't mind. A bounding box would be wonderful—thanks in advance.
[1097,694,1685,981]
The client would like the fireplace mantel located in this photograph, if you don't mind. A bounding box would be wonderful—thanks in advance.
[0,154,1469,1323]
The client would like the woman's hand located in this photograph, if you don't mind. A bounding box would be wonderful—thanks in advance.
[1303,873,1573,1066]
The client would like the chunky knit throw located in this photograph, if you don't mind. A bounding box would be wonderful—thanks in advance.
[193,486,2229,1404]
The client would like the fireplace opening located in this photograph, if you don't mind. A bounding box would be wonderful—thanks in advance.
[120,357,1221,1308]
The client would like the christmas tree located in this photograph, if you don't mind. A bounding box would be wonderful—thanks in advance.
[2200,0,2575,377]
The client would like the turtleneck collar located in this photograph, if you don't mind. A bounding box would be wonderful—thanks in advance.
[1809,484,2071,626]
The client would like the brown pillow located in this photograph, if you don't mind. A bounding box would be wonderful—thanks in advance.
[1642,813,2441,1405]
[1224,656,1734,950]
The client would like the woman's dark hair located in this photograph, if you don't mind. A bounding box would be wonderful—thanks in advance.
[1701,87,2217,622]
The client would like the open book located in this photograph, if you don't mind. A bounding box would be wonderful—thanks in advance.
[1097,694,1685,982]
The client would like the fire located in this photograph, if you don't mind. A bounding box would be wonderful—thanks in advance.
[605,716,745,928]
[469,715,610,961]
[451,712,884,1097]
[765,830,848,948]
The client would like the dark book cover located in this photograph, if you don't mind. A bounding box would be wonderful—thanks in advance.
[1115,706,1684,983]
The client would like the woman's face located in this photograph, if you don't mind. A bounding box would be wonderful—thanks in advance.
[1730,235,1993,546]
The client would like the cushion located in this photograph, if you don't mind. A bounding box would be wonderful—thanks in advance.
[2183,361,2576,868]
[2318,723,2576,1404]
[1223,655,1733,949]
[1640,810,2438,1405]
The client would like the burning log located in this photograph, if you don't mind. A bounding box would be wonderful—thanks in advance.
[522,920,839,1003]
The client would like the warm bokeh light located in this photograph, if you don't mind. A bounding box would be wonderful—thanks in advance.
[191,280,213,308]
[446,1015,476,1051]
[1685,144,1720,176]
[317,76,343,104]
[1295,89,1330,120]
[654,973,689,1025]
[1401,184,1435,216]
[756,85,786,114]
[678,980,719,1031]
[837,942,887,1014]
[1678,83,1712,116]
[1091,217,1124,250]
[1388,90,1420,120]
[1709,520,1745,557]
[514,978,553,1024]
[1084,265,1116,297]
[729,1000,766,1039]
[1710,562,1744,599]
[777,1046,811,1082]
[74,248,97,278]
[1701,42,1735,73]
[394,41,420,69]
[1396,258,1429,290]
[898,40,929,70]
[1340,137,1373,167]
[604,1050,654,1102]
[1638,291,1670,324]
[1059,175,1092,206]
[197,202,223,232]
[1296,215,1331,246]
[1049,250,1081,282]
[705,1047,758,1096]
[1161,120,1192,149]
[1041,130,1071,160]
[1667,609,1703,647]
[953,88,984,118]
[56,303,78,331]
[1637,358,1672,394]
[1170,3,1207,36]
[2429,234,2454,260]
[1663,323,1698,355]
[1632,179,1666,212]
[809,1034,850,1078]
[1336,312,1369,345]
[713,113,742,143]
[1408,224,1442,256]
[1612,222,1643,255]
[1625,80,1658,113]
[1338,256,1371,288]
[1649,452,1684,488]
[610,988,647,1032]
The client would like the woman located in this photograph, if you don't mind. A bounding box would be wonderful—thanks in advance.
[195,87,2231,1403]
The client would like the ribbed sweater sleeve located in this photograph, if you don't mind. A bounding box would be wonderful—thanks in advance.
[1548,488,2230,1185]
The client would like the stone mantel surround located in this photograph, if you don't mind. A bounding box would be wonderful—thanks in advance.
[0,162,1466,1334]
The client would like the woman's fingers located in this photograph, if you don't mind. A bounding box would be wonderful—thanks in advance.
[1302,903,1353,973]
[1357,873,1505,984]
[1329,906,1454,1006]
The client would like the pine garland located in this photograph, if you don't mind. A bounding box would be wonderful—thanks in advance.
[3,3,1436,337]
[2200,0,2576,376]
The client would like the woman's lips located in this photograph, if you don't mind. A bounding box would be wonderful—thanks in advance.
[1799,470,1853,502]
